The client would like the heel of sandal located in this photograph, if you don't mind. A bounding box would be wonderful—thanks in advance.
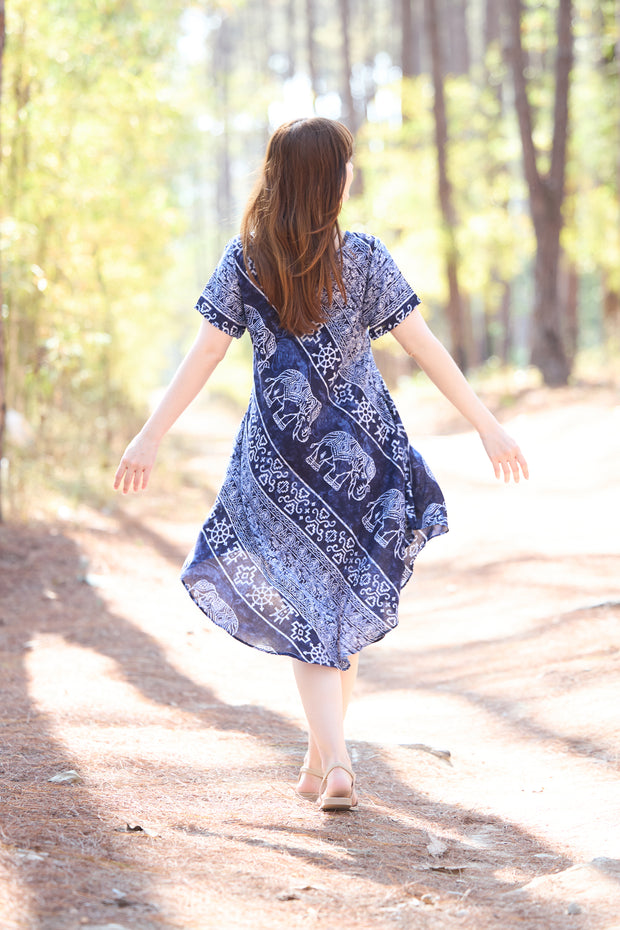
[318,763,357,811]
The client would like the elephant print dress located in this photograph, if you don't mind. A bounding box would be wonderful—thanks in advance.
[181,231,449,670]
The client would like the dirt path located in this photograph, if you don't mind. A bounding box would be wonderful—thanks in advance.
[1,384,619,930]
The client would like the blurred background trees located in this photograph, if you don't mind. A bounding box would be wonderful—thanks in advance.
[0,0,618,515]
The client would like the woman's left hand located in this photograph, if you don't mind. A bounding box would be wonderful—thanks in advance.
[113,432,160,494]
[479,424,529,483]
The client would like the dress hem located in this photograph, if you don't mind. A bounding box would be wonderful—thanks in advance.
[181,518,448,671]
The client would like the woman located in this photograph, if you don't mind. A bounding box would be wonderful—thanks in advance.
[114,117,528,812]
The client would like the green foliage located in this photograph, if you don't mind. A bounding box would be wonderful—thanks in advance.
[1,0,618,513]
[564,4,620,286]
[345,80,441,296]
[2,0,191,482]
[345,72,535,354]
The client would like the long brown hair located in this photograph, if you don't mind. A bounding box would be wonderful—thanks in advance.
[241,118,354,336]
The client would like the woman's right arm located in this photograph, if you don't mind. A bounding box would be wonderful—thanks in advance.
[391,310,528,482]
[113,319,233,494]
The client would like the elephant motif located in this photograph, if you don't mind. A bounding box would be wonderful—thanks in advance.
[264,369,321,442]
[306,430,376,500]
[246,307,276,372]
[362,489,407,555]
[190,580,239,635]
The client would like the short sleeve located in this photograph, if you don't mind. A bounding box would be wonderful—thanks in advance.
[195,237,246,339]
[361,238,420,340]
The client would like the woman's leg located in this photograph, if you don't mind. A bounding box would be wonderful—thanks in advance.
[303,653,360,768]
[341,652,360,715]
[294,654,360,800]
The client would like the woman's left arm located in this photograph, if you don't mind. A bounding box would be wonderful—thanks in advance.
[114,319,233,494]
[391,310,529,483]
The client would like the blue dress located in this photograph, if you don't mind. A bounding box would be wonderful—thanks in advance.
[181,232,448,669]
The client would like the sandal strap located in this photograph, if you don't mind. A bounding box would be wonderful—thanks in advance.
[299,765,323,779]
[320,763,355,790]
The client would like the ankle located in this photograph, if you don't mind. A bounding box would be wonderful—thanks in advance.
[304,750,322,771]
[321,753,352,774]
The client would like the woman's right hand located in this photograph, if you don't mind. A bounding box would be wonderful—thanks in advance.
[478,423,529,483]
[113,432,160,494]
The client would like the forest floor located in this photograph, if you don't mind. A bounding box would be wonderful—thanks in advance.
[1,377,620,930]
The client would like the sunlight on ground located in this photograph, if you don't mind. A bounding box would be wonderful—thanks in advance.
[25,635,272,778]
[5,386,620,930]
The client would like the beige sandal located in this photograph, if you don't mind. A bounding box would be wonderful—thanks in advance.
[318,763,357,811]
[296,765,323,802]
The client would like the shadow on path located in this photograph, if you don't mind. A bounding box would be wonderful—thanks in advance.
[1,523,615,929]
[361,597,620,771]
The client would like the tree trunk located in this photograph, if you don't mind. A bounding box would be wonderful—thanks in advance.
[603,276,620,344]
[286,0,297,79]
[562,257,579,365]
[445,0,470,75]
[338,0,356,130]
[359,0,378,120]
[305,0,319,101]
[401,0,423,123]
[484,0,501,49]
[0,0,6,522]
[425,0,468,371]
[499,281,513,364]
[213,18,233,241]
[256,0,274,73]
[401,0,419,78]
[617,1,620,213]
[607,1,619,348]
[505,0,574,386]
[338,0,364,195]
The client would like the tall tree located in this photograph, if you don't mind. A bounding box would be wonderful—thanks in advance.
[445,0,470,76]
[338,0,365,196]
[305,0,319,100]
[401,0,421,78]
[484,0,501,50]
[425,0,468,370]
[2,0,190,500]
[338,0,357,131]
[506,0,575,386]
[0,0,5,522]
[213,16,233,241]
[286,0,297,79]
[401,0,423,125]
[602,0,620,341]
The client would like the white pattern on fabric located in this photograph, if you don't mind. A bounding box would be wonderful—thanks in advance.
[189,580,239,635]
[264,370,322,442]
[181,231,448,669]
[245,306,276,372]
[306,431,376,501]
